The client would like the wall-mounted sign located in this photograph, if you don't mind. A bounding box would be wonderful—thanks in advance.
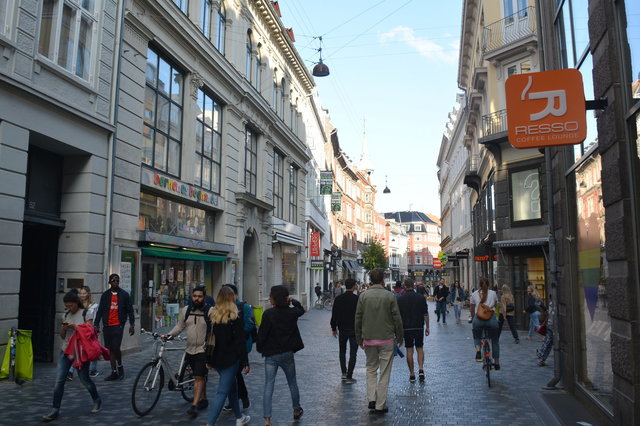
[310,232,321,257]
[320,171,333,195]
[433,259,441,269]
[141,168,221,208]
[331,193,342,212]
[310,260,324,270]
[506,69,586,148]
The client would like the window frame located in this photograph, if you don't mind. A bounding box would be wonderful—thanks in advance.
[273,150,285,218]
[0,0,16,39]
[244,127,258,196]
[245,30,253,82]
[509,166,543,226]
[288,163,298,224]
[214,1,225,54]
[195,88,222,194]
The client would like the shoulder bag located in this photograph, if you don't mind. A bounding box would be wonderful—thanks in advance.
[476,303,494,320]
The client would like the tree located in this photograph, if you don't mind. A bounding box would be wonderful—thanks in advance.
[362,239,388,271]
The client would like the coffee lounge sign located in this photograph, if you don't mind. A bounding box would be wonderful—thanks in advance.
[141,168,222,209]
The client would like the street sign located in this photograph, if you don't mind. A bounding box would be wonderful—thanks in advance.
[310,260,324,270]
[433,259,441,269]
[506,69,586,148]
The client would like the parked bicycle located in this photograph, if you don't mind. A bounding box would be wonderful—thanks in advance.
[479,327,494,387]
[314,291,333,310]
[131,329,195,416]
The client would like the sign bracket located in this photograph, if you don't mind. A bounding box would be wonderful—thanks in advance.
[585,98,608,111]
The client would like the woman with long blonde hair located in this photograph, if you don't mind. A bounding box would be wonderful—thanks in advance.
[205,286,250,426]
[470,277,500,369]
[524,284,543,340]
[500,284,520,344]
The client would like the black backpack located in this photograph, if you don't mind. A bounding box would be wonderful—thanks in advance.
[184,303,213,335]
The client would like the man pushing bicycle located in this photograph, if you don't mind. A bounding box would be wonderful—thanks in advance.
[163,286,213,419]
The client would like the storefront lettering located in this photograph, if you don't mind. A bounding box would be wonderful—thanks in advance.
[153,173,219,207]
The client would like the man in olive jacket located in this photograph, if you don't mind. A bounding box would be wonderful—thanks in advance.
[355,268,403,414]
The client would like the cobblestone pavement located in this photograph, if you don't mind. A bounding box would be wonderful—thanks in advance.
[1,303,571,425]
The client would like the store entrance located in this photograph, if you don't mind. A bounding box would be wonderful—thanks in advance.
[512,255,546,329]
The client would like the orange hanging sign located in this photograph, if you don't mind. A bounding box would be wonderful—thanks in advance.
[506,69,586,148]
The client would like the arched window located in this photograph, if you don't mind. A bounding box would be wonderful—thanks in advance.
[245,30,253,82]
[289,90,295,126]
[280,78,286,117]
[255,43,262,91]
[215,1,226,54]
[272,69,278,113]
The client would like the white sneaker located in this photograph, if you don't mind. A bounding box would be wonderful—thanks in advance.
[236,414,251,425]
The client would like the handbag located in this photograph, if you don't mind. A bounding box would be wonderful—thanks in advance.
[536,321,548,336]
[506,303,515,313]
[204,329,216,357]
[476,303,494,320]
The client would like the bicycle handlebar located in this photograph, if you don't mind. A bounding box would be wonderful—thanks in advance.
[140,329,186,341]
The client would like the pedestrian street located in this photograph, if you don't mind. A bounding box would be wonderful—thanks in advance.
[0,302,602,425]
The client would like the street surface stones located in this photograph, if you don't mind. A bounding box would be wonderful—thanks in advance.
[0,303,574,425]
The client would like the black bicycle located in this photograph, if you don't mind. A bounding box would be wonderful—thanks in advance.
[479,327,493,387]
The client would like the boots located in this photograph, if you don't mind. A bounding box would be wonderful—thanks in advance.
[117,365,125,380]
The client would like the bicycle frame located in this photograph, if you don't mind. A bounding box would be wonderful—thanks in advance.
[145,337,192,390]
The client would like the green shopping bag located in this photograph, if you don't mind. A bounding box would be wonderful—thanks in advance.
[0,329,33,381]
[252,306,264,327]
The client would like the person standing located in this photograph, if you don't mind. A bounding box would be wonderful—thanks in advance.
[500,284,520,343]
[433,279,450,324]
[397,278,429,383]
[449,281,464,324]
[94,273,135,380]
[163,286,212,419]
[42,291,101,422]
[314,283,322,303]
[205,287,251,426]
[330,278,359,384]
[537,297,554,366]
[257,285,305,426]
[524,284,543,340]
[415,282,427,298]
[355,268,403,415]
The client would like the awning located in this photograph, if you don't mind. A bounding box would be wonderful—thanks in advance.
[273,232,304,246]
[141,247,227,262]
[342,260,359,273]
[492,237,550,248]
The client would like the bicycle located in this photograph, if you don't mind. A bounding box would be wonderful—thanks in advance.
[314,291,334,310]
[479,327,494,387]
[131,329,196,416]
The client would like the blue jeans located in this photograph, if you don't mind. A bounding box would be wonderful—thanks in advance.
[528,311,541,337]
[208,361,241,424]
[453,303,462,320]
[263,351,300,418]
[436,301,447,323]
[472,315,500,360]
[52,352,99,409]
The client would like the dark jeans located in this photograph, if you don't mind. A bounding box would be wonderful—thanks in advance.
[436,300,447,323]
[208,361,241,424]
[52,352,99,409]
[505,315,519,340]
[338,333,357,378]
[263,351,300,418]
[227,368,248,406]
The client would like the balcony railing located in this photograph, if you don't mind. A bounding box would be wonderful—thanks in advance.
[482,109,508,137]
[483,7,536,53]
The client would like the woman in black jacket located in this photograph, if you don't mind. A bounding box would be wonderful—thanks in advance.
[257,285,305,426]
[205,286,250,426]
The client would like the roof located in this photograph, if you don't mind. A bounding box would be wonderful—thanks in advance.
[383,211,437,225]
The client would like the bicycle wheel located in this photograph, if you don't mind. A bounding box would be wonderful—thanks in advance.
[314,299,324,310]
[483,343,492,388]
[179,362,195,402]
[132,361,164,416]
[324,298,333,310]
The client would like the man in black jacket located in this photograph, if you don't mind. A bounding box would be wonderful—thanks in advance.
[94,273,135,380]
[433,278,450,324]
[398,278,430,382]
[330,278,359,384]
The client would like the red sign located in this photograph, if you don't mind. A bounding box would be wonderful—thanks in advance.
[433,259,441,269]
[310,232,321,257]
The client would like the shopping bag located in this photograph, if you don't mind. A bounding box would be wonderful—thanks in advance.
[15,329,33,381]
[0,341,10,379]
[252,306,264,327]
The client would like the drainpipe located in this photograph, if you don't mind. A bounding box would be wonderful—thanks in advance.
[104,0,127,285]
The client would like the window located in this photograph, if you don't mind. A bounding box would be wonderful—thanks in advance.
[503,0,527,19]
[143,48,184,176]
[195,89,222,193]
[510,169,541,222]
[273,151,284,218]
[245,30,253,82]
[414,224,422,231]
[415,235,421,241]
[38,0,97,80]
[625,2,640,99]
[0,1,15,37]
[280,78,286,117]
[214,1,225,54]
[272,71,278,113]
[174,0,188,14]
[416,244,423,251]
[244,127,257,195]
[505,59,532,78]
[288,164,298,224]
[289,91,295,126]
[415,256,422,264]
[200,0,212,38]
[255,45,262,91]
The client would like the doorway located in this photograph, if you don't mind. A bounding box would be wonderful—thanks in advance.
[242,230,259,305]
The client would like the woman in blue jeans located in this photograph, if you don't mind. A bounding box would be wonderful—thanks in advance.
[524,285,542,339]
[43,291,101,422]
[470,278,500,369]
[205,286,250,426]
[257,285,305,426]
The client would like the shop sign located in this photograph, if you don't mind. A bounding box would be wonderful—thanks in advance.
[506,69,586,148]
[141,168,221,208]
[331,193,342,212]
[310,260,324,270]
[433,259,441,269]
[320,171,333,195]
[310,232,321,256]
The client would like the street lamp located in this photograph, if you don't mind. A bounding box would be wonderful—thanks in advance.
[383,175,391,194]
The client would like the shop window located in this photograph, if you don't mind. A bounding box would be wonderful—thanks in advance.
[510,168,541,223]
[195,88,222,193]
[144,48,184,177]
[138,192,214,241]
[244,127,258,196]
[282,246,297,295]
[120,250,138,304]
[273,151,284,218]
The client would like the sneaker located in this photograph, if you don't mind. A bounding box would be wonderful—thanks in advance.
[368,401,376,410]
[197,399,209,410]
[90,398,102,414]
[104,371,119,381]
[89,370,99,378]
[344,377,357,384]
[341,374,347,382]
[515,338,520,344]
[187,405,198,418]
[223,405,233,412]
[42,409,59,422]
[418,371,425,382]
[236,414,251,425]
[66,372,73,381]
[409,375,416,383]
[373,408,389,414]
[293,407,304,420]
[475,351,482,362]
[494,363,501,371]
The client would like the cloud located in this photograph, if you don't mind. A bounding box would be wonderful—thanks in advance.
[379,26,458,63]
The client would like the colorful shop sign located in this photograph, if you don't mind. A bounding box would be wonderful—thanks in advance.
[141,168,222,209]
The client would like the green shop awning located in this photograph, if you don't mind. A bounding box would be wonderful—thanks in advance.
[141,247,227,262]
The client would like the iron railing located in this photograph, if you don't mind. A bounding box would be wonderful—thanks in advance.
[483,7,537,53]
[482,109,508,137]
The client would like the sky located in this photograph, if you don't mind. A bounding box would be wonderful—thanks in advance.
[277,0,463,217]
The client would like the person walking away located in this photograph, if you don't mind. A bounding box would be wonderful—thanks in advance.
[42,291,101,422]
[204,287,250,426]
[257,285,305,426]
[450,281,464,324]
[537,297,554,366]
[433,279,450,324]
[163,286,212,418]
[223,284,257,411]
[500,285,519,343]
[314,283,322,303]
[397,278,429,383]
[355,268,403,415]
[78,286,100,377]
[470,278,500,369]
[415,282,427,298]
[330,278,359,384]
[524,284,543,340]
[94,273,135,380]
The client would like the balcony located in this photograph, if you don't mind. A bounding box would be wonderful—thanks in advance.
[483,7,537,60]
[481,109,508,138]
